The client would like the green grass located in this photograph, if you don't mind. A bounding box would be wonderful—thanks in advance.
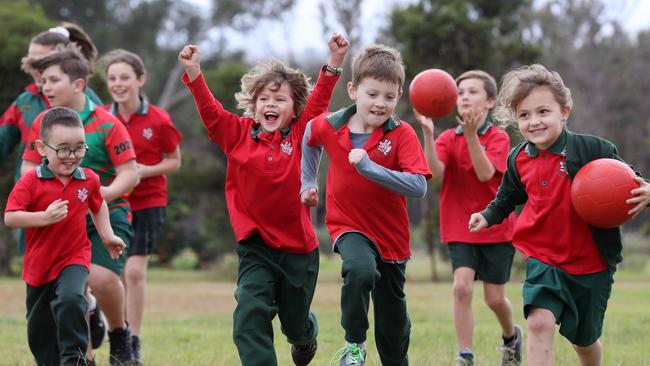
[1,254,650,365]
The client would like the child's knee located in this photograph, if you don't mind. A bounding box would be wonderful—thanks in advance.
[342,260,379,287]
[453,282,473,301]
[527,309,555,336]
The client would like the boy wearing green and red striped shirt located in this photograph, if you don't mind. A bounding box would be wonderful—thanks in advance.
[21,45,139,365]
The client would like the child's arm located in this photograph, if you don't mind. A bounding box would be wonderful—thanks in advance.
[349,149,427,197]
[89,200,126,259]
[101,159,139,203]
[627,177,650,216]
[414,110,445,180]
[458,110,496,182]
[137,147,181,179]
[0,104,21,163]
[300,121,323,207]
[4,199,68,228]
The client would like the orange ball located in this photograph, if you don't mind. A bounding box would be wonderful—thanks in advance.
[409,69,457,119]
[570,158,638,228]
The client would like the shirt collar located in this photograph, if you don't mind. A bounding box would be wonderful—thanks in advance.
[78,95,96,124]
[326,104,401,132]
[525,128,568,157]
[455,119,492,135]
[108,97,149,116]
[35,158,86,180]
[250,124,292,140]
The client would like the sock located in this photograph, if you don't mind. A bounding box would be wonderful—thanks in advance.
[86,292,97,314]
[346,341,366,349]
[503,333,516,345]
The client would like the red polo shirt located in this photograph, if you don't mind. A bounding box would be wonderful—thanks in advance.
[183,69,339,253]
[308,105,432,261]
[436,123,515,243]
[513,136,606,274]
[101,100,182,211]
[5,164,103,286]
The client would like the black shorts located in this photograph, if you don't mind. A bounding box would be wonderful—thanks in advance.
[128,207,165,256]
[447,242,515,284]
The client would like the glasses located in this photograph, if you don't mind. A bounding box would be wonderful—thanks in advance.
[42,142,89,159]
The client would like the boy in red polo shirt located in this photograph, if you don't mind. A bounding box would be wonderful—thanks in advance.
[179,33,348,366]
[99,48,183,364]
[4,107,125,366]
[415,70,520,366]
[469,64,650,366]
[22,45,139,365]
[300,44,431,366]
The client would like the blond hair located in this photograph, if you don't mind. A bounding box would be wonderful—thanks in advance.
[494,64,572,126]
[350,44,405,87]
[234,57,312,119]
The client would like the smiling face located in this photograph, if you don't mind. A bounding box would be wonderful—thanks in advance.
[515,86,571,150]
[347,77,402,130]
[457,77,495,118]
[254,81,295,133]
[106,61,145,105]
[37,124,86,179]
[41,65,85,109]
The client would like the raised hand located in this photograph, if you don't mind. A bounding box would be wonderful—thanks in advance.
[413,109,435,136]
[328,32,349,68]
[44,199,69,224]
[457,108,482,136]
[301,187,319,207]
[178,45,201,81]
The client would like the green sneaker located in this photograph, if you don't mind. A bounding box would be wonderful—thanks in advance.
[329,342,366,366]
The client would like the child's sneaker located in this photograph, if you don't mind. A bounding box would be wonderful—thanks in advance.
[131,335,143,365]
[330,342,366,366]
[499,324,522,366]
[108,324,134,365]
[291,339,317,366]
[454,352,474,366]
[87,293,107,349]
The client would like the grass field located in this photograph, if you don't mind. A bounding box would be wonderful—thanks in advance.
[1,254,649,365]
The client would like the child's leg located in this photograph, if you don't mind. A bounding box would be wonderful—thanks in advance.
[52,265,89,364]
[26,282,60,365]
[373,261,409,366]
[573,340,602,366]
[453,267,476,350]
[483,283,515,337]
[233,237,279,366]
[276,248,320,346]
[526,307,556,366]
[124,254,149,335]
[88,264,127,330]
[336,233,381,345]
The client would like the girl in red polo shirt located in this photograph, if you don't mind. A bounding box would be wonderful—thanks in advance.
[98,49,183,364]
[179,33,348,366]
[469,64,650,366]
[415,70,520,366]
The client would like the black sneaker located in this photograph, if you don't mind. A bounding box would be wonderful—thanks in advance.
[132,334,143,365]
[108,324,135,366]
[89,302,107,349]
[63,357,95,366]
[291,340,317,366]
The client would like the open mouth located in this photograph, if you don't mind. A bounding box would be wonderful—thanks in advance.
[264,112,279,122]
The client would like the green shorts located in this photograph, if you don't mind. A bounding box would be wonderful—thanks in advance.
[523,258,613,347]
[447,242,515,284]
[87,210,134,276]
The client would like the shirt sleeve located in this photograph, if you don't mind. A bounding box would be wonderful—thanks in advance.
[355,156,427,197]
[0,104,22,163]
[105,120,136,167]
[484,129,510,174]
[182,73,248,154]
[293,69,340,138]
[86,170,104,213]
[434,130,452,167]
[159,111,183,154]
[5,173,34,212]
[22,113,45,163]
[396,123,432,179]
[300,121,323,194]
[481,144,528,226]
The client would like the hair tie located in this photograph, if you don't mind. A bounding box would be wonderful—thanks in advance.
[48,26,70,39]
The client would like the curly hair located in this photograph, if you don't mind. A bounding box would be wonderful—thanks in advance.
[235,57,312,119]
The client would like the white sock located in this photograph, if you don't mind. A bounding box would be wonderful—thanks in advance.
[86,291,97,314]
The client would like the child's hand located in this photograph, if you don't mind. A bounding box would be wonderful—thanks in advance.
[348,148,368,166]
[468,213,488,232]
[626,177,650,216]
[178,45,201,81]
[301,187,319,207]
[103,234,126,260]
[327,32,349,68]
[44,199,69,224]
[457,109,481,135]
[413,109,435,136]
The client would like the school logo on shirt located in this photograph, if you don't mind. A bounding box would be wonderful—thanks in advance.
[142,127,154,140]
[559,160,568,176]
[281,141,293,156]
[378,139,392,156]
[77,188,88,203]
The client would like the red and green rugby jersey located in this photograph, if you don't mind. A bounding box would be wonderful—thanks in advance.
[102,99,183,211]
[22,97,135,215]
[0,83,102,181]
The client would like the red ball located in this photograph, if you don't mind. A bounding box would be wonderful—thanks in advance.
[570,158,638,228]
[409,69,458,119]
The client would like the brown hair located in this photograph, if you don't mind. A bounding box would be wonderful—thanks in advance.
[40,107,83,141]
[494,64,573,126]
[28,44,91,85]
[350,44,405,87]
[235,57,311,119]
[98,49,147,79]
[28,22,97,69]
[456,70,498,100]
